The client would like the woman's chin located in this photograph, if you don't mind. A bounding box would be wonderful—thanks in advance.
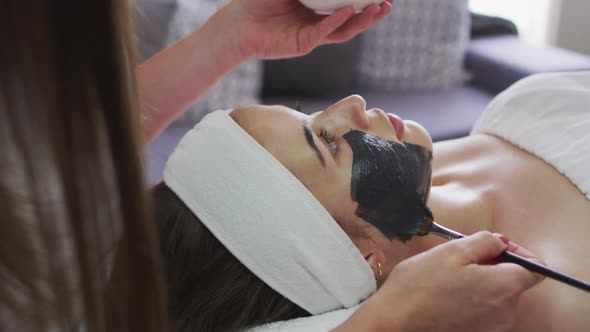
[403,120,433,151]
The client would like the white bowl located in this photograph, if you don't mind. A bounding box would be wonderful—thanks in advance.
[299,0,385,15]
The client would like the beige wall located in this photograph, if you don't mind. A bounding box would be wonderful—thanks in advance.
[554,0,590,55]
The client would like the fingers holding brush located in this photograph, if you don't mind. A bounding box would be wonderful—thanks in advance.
[353,232,544,332]
[493,260,546,292]
[450,232,544,293]
[488,233,547,287]
[448,231,508,264]
[503,236,547,265]
[435,227,588,292]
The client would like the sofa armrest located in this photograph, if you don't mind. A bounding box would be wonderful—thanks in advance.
[465,35,590,94]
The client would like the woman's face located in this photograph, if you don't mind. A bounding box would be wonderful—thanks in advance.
[231,95,433,282]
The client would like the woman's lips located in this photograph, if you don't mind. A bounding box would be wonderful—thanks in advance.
[387,113,405,141]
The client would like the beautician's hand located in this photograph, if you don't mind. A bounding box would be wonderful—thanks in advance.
[222,0,392,59]
[335,232,544,332]
[141,0,391,142]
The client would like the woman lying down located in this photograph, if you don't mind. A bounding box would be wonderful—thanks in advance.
[153,71,590,331]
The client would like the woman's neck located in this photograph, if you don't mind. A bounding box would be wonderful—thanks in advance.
[399,135,505,254]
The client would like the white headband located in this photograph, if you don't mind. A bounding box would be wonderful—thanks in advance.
[163,110,376,314]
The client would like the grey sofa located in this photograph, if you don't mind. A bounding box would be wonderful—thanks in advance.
[145,14,590,185]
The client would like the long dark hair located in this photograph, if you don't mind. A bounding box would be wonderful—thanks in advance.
[153,183,309,332]
[0,1,168,331]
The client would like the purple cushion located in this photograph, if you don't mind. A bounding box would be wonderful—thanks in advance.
[467,35,590,93]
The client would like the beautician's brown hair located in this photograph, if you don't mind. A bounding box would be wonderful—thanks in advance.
[0,1,168,331]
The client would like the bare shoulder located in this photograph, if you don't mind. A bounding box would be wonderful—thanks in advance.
[512,280,590,331]
[432,134,590,331]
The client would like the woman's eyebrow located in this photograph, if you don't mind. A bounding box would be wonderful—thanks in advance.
[302,120,326,167]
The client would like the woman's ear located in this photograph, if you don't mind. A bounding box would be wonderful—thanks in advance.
[344,220,389,284]
[364,250,387,283]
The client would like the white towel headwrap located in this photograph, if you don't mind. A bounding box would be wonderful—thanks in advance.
[163,110,376,315]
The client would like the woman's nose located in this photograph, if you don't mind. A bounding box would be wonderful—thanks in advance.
[325,95,370,130]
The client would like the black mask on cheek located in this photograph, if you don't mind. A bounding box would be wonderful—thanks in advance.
[343,130,433,242]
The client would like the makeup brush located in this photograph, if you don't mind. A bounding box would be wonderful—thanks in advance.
[415,220,590,293]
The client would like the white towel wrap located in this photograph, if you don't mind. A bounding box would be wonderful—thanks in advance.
[472,71,590,200]
[163,110,376,315]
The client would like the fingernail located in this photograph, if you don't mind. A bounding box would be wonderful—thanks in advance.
[494,233,510,245]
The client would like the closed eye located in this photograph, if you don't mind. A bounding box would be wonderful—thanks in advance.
[319,129,338,156]
[298,103,339,159]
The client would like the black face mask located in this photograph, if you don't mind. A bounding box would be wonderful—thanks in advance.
[343,130,433,242]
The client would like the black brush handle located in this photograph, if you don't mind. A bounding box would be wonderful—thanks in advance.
[428,222,590,293]
[499,251,590,292]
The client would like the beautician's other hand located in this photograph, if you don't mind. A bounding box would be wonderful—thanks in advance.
[223,0,392,59]
[140,0,391,142]
[335,232,544,332]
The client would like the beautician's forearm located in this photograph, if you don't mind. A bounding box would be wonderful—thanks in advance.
[138,6,247,143]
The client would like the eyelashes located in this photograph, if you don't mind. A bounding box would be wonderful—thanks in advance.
[320,128,335,145]
[297,102,338,154]
[320,128,338,154]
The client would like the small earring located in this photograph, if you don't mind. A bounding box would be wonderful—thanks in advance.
[377,261,383,277]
